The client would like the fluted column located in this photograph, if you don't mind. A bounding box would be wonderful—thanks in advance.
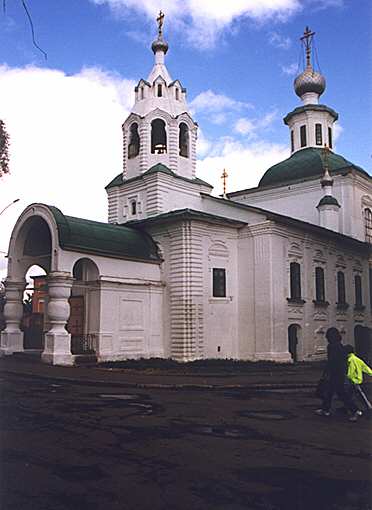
[0,280,25,355]
[42,271,74,366]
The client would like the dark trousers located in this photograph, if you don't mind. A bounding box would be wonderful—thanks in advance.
[322,376,358,413]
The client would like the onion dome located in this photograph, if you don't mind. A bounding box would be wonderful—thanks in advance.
[294,65,326,98]
[151,36,169,55]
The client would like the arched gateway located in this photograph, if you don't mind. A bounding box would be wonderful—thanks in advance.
[1,204,162,365]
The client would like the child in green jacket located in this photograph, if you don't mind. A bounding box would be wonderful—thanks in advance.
[344,345,372,412]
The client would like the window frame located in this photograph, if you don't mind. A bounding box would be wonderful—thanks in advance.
[364,208,372,244]
[212,268,226,298]
[315,123,322,146]
[300,125,307,148]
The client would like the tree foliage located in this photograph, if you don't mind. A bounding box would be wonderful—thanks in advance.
[0,120,10,177]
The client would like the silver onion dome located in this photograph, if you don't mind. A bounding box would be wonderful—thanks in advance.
[294,65,326,98]
[151,36,169,54]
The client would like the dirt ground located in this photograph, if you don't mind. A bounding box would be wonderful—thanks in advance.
[0,372,371,510]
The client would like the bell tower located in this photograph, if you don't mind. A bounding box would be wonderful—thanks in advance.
[122,11,197,181]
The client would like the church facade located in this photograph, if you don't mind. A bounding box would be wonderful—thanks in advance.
[1,23,371,365]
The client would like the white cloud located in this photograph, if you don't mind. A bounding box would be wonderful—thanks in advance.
[0,65,135,280]
[281,62,298,75]
[333,122,343,143]
[92,0,301,48]
[190,89,252,116]
[197,138,290,194]
[234,110,278,137]
[269,31,291,49]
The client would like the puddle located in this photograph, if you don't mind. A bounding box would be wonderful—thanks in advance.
[240,410,295,420]
[99,394,139,400]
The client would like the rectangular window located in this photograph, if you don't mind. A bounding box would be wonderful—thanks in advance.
[213,268,226,298]
[131,201,137,215]
[315,267,325,302]
[337,271,346,304]
[290,130,294,152]
[315,124,322,145]
[175,88,179,100]
[355,275,363,307]
[157,84,162,97]
[328,127,333,149]
[365,208,372,243]
[290,262,301,300]
[300,125,307,148]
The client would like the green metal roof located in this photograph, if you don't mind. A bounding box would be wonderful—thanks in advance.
[105,163,213,190]
[259,147,369,188]
[45,205,160,262]
[317,195,340,207]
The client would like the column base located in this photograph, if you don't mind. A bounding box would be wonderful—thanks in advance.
[0,331,24,356]
[42,332,74,366]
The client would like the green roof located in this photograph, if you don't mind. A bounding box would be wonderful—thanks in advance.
[45,205,160,262]
[259,148,369,188]
[317,195,340,207]
[105,163,213,190]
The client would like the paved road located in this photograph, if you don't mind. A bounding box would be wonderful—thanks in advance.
[0,373,371,510]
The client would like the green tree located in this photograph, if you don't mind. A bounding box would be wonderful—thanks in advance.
[0,120,10,177]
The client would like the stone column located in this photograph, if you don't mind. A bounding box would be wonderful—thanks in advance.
[0,280,25,356]
[42,271,74,366]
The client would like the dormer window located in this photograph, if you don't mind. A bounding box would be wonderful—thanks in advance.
[157,84,162,97]
[175,88,179,100]
[179,123,189,158]
[300,125,307,147]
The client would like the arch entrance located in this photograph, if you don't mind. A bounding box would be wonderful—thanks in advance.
[355,325,372,364]
[288,324,301,362]
[23,265,47,350]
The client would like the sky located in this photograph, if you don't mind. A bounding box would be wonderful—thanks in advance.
[0,0,371,281]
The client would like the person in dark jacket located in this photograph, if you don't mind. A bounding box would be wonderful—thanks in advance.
[315,327,360,421]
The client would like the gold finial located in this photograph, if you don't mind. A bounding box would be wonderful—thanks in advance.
[301,26,315,67]
[221,168,228,197]
[157,10,165,37]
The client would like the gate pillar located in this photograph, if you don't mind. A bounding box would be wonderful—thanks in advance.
[0,280,26,355]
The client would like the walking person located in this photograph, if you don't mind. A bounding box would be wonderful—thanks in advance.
[315,327,360,421]
[344,344,372,412]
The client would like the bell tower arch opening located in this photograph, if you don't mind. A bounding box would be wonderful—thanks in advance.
[151,118,167,154]
[179,122,189,158]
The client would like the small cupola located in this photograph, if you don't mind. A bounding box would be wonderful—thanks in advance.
[284,27,338,155]
[316,145,340,231]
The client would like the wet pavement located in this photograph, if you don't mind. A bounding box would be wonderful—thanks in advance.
[0,371,371,510]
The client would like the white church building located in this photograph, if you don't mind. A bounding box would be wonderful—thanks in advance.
[1,22,371,365]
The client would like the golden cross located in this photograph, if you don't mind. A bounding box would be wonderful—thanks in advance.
[301,26,315,67]
[157,10,165,36]
[221,168,228,197]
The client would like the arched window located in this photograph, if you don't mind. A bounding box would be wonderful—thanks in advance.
[140,87,144,100]
[179,123,189,158]
[300,125,307,147]
[355,274,363,308]
[364,208,372,243]
[315,123,322,145]
[315,267,325,302]
[157,84,162,97]
[337,271,346,304]
[290,262,301,300]
[175,88,179,100]
[128,122,140,159]
[151,118,167,154]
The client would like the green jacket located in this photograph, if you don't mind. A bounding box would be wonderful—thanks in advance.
[347,353,372,384]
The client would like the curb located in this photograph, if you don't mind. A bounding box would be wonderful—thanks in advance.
[0,368,317,391]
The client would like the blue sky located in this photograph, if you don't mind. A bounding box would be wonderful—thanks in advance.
[0,0,371,276]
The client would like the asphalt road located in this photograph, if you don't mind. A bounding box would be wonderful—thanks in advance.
[0,373,371,510]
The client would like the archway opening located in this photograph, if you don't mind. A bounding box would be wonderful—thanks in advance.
[288,324,301,362]
[151,119,167,154]
[179,123,189,158]
[128,122,140,159]
[23,264,47,350]
[355,325,372,364]
[69,258,99,355]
